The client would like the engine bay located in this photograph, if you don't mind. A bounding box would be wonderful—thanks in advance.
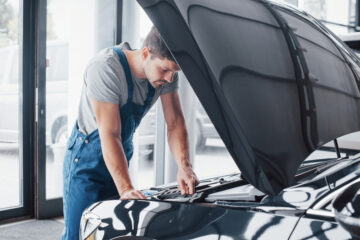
[140,173,265,204]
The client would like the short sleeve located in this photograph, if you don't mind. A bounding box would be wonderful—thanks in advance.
[159,72,179,95]
[85,59,122,104]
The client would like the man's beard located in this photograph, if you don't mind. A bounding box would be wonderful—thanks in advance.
[153,80,168,88]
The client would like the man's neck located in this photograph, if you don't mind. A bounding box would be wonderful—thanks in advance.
[123,49,146,79]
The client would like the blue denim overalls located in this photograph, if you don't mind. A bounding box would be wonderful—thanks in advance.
[62,48,155,240]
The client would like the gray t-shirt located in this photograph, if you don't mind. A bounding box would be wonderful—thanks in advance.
[77,42,179,135]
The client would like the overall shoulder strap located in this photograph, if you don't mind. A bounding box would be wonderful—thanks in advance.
[112,47,133,101]
[144,83,155,106]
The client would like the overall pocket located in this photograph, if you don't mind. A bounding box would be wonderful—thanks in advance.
[63,136,76,179]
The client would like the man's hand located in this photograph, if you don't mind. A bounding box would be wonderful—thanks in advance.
[177,166,200,195]
[120,188,146,200]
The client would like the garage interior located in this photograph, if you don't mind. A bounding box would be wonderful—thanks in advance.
[0,0,360,239]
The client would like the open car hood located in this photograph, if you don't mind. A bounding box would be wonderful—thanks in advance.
[137,0,360,195]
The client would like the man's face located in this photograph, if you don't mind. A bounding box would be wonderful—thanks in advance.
[142,49,180,89]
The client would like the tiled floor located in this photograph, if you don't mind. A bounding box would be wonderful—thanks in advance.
[0,217,64,240]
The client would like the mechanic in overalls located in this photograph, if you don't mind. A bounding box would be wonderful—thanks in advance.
[62,26,199,240]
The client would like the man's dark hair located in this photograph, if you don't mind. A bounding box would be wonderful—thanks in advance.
[142,26,175,62]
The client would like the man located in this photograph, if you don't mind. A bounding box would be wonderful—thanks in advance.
[62,26,199,240]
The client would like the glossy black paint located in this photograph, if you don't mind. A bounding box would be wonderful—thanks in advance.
[82,200,300,240]
[290,217,352,239]
[80,156,360,239]
[333,181,360,239]
[264,157,360,209]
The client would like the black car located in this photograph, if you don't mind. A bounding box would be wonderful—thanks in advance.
[80,0,360,239]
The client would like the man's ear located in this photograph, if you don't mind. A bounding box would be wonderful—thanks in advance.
[141,47,150,60]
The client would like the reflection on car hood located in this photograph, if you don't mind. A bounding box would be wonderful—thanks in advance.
[137,0,360,195]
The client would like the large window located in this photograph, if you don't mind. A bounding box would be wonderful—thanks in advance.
[44,0,118,200]
[180,79,239,180]
[0,0,120,219]
[299,0,356,35]
[122,1,238,189]
[281,0,357,35]
[122,0,155,189]
[0,0,21,210]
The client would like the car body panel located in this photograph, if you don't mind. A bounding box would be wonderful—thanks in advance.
[263,157,360,209]
[81,155,360,239]
[290,217,352,240]
[81,200,300,240]
[136,0,360,196]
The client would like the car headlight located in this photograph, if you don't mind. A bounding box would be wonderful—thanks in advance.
[80,210,101,240]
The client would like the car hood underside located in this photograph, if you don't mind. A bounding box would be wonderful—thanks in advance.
[136,0,360,195]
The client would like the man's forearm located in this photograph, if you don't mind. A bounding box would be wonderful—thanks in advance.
[160,92,199,194]
[99,132,133,195]
[167,117,199,194]
[167,118,192,169]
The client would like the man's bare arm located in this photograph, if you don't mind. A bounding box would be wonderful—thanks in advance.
[90,99,145,199]
[161,91,199,194]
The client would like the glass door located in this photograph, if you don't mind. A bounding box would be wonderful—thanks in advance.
[0,0,22,212]
[36,0,120,218]
[0,0,35,221]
